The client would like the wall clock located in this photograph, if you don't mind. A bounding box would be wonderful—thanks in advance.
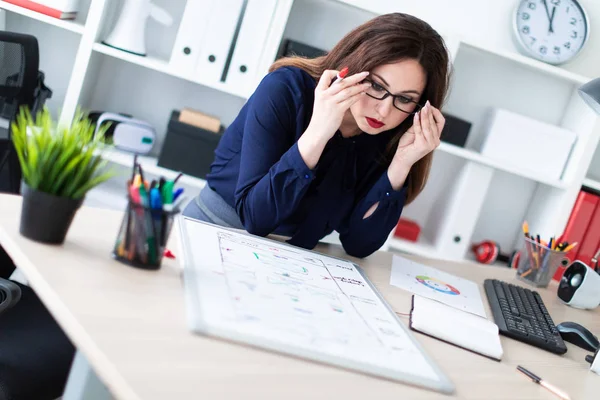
[513,0,590,65]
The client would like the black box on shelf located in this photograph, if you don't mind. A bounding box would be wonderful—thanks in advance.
[440,113,472,148]
[158,111,223,180]
[276,38,327,60]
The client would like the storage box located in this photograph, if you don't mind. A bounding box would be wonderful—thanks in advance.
[441,113,471,147]
[158,111,223,179]
[480,108,576,181]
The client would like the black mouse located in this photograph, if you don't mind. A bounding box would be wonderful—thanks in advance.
[556,321,600,352]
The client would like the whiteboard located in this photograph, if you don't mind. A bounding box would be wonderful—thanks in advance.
[178,217,454,394]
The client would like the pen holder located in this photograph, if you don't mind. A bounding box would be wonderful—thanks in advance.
[516,237,568,288]
[112,199,180,270]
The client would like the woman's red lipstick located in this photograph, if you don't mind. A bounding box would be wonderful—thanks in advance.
[366,117,384,129]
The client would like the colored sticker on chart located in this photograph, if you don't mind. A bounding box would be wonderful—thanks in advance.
[415,275,460,295]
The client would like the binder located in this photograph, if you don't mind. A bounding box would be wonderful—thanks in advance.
[552,190,599,281]
[194,0,245,84]
[169,0,217,77]
[574,198,600,266]
[225,0,277,92]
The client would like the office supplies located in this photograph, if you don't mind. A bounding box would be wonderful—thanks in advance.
[390,255,486,317]
[193,0,245,83]
[516,365,571,400]
[331,66,349,85]
[226,0,278,91]
[588,348,600,376]
[553,190,599,281]
[178,108,222,133]
[158,110,223,180]
[516,235,566,288]
[393,218,421,242]
[4,0,79,19]
[557,260,600,310]
[113,161,181,269]
[276,38,327,60]
[409,295,503,360]
[479,108,577,180]
[178,218,454,394]
[102,0,173,57]
[484,279,567,354]
[556,322,599,352]
[169,0,216,77]
[89,111,156,154]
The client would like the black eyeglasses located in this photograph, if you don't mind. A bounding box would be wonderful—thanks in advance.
[362,78,422,115]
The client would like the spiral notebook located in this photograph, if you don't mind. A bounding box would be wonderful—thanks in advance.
[410,295,504,361]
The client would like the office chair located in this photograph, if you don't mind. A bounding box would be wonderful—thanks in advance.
[0,31,41,194]
[0,31,74,400]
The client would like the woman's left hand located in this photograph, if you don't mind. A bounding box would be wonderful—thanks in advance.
[392,100,445,169]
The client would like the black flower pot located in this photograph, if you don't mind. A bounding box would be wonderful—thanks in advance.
[19,183,84,244]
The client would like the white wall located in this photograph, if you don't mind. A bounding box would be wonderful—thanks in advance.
[340,0,599,79]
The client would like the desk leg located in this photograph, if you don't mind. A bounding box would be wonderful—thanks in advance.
[62,350,112,400]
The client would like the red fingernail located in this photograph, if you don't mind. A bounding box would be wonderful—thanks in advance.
[339,67,349,78]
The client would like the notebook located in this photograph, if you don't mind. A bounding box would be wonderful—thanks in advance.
[410,295,504,361]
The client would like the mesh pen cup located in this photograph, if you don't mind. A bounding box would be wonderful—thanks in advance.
[516,236,568,288]
[112,199,179,270]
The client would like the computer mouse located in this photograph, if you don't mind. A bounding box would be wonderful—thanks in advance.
[556,321,600,352]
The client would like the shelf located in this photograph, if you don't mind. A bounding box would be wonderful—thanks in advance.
[0,2,85,34]
[102,148,207,189]
[387,237,442,260]
[437,142,568,189]
[460,40,591,85]
[91,43,248,100]
[583,178,600,192]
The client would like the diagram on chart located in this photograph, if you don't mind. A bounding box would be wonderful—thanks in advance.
[390,255,486,317]
[181,219,450,390]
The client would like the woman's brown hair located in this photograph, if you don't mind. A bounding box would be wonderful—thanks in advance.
[269,13,451,204]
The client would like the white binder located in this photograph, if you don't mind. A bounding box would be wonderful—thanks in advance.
[194,0,245,83]
[169,0,217,77]
[225,0,278,91]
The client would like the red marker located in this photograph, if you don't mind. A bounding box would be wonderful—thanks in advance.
[332,66,349,85]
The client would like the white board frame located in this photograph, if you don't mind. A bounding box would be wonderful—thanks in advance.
[178,216,454,394]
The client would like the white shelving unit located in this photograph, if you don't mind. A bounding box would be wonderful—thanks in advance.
[3,0,599,263]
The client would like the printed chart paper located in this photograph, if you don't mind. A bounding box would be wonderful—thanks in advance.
[390,255,487,318]
[179,218,454,394]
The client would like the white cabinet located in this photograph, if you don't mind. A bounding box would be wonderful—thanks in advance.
[1,0,599,263]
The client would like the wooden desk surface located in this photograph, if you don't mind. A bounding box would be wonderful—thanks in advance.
[0,194,599,400]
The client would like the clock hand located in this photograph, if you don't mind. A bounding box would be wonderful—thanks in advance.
[549,6,556,33]
[541,0,553,33]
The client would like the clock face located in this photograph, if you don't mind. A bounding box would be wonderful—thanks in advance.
[514,0,589,64]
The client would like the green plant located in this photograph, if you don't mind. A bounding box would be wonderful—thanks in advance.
[11,106,115,199]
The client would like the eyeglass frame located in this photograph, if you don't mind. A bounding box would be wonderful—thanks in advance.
[361,78,423,115]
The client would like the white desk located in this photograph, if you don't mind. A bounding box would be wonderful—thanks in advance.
[0,193,599,399]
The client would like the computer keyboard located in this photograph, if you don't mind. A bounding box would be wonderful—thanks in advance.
[484,279,567,354]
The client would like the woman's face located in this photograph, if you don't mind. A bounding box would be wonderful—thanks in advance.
[349,59,427,135]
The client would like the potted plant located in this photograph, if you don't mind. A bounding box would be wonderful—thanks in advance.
[11,107,114,244]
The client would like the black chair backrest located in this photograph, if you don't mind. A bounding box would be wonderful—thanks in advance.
[0,31,39,194]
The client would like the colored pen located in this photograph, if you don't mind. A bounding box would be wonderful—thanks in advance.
[517,365,570,400]
[522,221,529,238]
[563,242,578,252]
[331,66,349,85]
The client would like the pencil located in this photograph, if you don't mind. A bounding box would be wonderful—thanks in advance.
[522,221,530,237]
[563,242,578,252]
[517,365,570,400]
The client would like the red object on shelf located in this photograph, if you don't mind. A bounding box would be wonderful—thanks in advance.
[3,0,77,19]
[575,201,600,266]
[394,218,421,242]
[553,190,599,281]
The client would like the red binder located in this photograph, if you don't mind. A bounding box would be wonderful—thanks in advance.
[553,190,599,281]
[575,200,600,266]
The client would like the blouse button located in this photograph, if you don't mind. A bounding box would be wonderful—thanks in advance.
[385,192,390,196]
[304,174,310,179]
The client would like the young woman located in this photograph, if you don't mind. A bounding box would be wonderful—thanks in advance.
[183,12,451,258]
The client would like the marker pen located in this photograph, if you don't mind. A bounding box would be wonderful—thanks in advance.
[331,66,349,85]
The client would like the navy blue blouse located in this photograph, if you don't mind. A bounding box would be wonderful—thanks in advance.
[206,66,407,258]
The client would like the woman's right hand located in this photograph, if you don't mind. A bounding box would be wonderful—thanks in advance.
[306,69,371,143]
